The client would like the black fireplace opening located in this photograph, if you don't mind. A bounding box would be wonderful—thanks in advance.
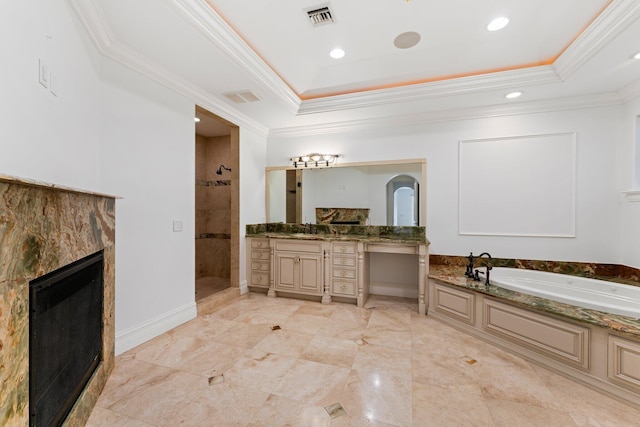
[29,251,104,427]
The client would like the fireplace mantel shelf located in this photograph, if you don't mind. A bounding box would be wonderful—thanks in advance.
[0,173,121,199]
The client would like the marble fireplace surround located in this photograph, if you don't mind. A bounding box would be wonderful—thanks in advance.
[0,174,116,426]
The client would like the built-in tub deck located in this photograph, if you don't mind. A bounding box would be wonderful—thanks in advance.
[428,264,640,337]
[428,261,640,409]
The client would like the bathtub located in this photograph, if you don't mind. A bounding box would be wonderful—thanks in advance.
[476,267,640,318]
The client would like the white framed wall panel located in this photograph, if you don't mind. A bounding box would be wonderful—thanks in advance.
[459,132,576,237]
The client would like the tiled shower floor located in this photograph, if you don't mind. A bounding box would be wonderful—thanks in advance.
[86,293,640,426]
[195,276,230,301]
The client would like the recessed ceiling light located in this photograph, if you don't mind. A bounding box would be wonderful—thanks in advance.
[329,48,345,59]
[487,16,510,31]
[505,91,523,99]
[632,51,640,60]
[394,31,421,49]
[194,117,201,122]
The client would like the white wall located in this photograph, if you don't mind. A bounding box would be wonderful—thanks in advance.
[619,96,640,269]
[100,59,196,353]
[0,0,102,189]
[3,0,201,354]
[268,106,623,264]
[239,127,268,291]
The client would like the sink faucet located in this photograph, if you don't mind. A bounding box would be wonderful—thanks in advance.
[466,252,492,286]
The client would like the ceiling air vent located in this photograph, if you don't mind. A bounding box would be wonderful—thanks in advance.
[306,4,334,26]
[224,90,261,104]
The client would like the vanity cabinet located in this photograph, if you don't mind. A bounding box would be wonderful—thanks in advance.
[274,240,324,295]
[330,242,358,297]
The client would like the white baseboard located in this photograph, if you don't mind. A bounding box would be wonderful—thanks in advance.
[369,281,418,299]
[239,279,249,295]
[115,302,197,355]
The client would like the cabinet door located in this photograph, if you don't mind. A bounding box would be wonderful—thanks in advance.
[299,254,323,294]
[275,252,297,291]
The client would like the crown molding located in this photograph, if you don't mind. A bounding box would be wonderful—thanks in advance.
[164,0,301,115]
[296,66,560,115]
[67,0,116,51]
[66,0,269,137]
[554,0,640,81]
[619,78,640,103]
[269,93,622,138]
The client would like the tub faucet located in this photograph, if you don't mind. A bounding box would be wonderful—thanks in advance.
[466,252,492,285]
[473,252,492,286]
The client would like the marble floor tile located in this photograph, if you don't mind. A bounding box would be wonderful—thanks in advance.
[279,312,331,334]
[301,335,359,369]
[484,396,578,427]
[86,405,153,427]
[87,292,640,427]
[413,381,495,426]
[340,368,412,426]
[274,359,351,406]
[209,320,272,348]
[294,301,339,317]
[252,328,315,357]
[222,348,298,393]
[246,394,331,427]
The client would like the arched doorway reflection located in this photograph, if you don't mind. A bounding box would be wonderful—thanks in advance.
[386,175,419,226]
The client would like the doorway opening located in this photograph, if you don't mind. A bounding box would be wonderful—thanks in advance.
[194,106,240,312]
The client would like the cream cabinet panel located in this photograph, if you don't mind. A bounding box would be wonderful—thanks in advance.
[274,240,324,296]
[330,242,358,298]
[247,238,271,289]
[609,335,640,393]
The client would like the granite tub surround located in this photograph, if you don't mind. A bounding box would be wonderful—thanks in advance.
[245,223,428,244]
[0,175,116,427]
[429,263,640,338]
[429,254,640,285]
[315,208,370,225]
[429,255,640,337]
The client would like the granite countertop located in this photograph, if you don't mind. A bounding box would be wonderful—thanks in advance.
[246,223,429,245]
[429,264,640,338]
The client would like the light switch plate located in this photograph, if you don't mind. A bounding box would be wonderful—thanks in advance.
[173,220,183,232]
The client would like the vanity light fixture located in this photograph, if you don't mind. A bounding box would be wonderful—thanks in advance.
[487,16,510,32]
[291,153,339,168]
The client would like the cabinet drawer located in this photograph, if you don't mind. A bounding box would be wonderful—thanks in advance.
[332,279,356,296]
[251,271,269,287]
[333,256,356,267]
[251,260,269,271]
[275,240,323,253]
[251,239,269,249]
[332,242,356,254]
[332,268,356,279]
[251,250,270,260]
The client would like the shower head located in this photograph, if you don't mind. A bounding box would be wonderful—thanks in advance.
[216,165,232,175]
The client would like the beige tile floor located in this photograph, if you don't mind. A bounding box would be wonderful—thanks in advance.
[87,293,640,426]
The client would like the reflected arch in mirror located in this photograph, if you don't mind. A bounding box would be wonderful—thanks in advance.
[387,175,419,226]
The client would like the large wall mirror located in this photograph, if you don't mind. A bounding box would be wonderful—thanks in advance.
[266,159,426,226]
